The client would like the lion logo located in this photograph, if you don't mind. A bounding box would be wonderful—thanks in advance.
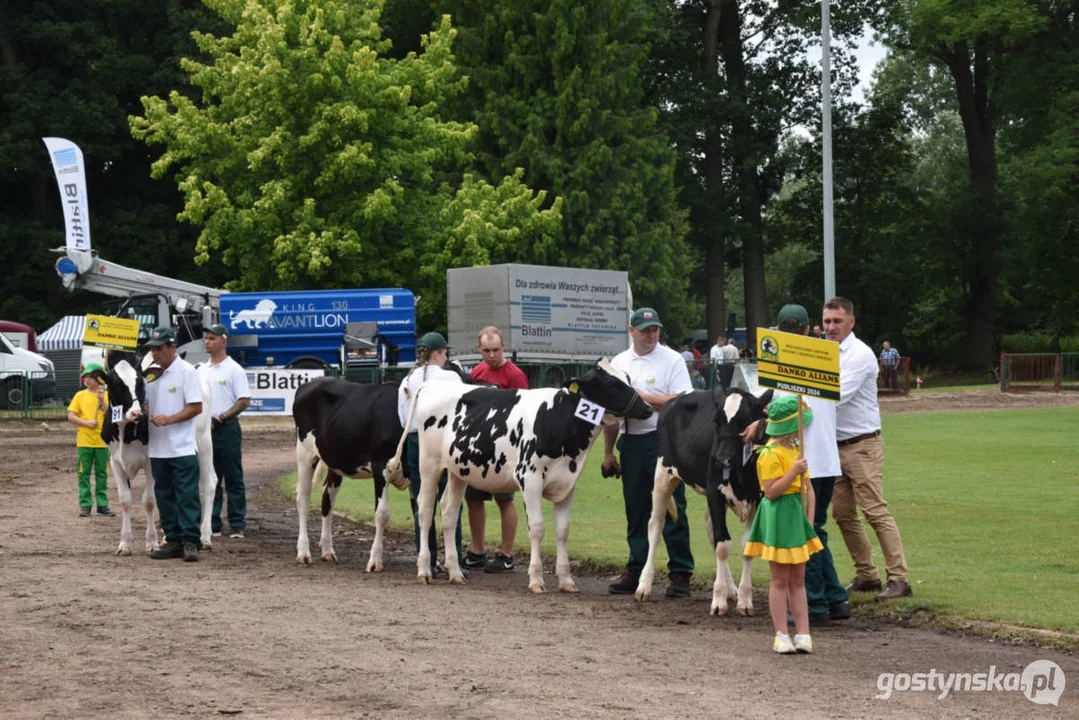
[228,299,278,330]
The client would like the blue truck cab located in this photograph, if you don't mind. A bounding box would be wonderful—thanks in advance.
[219,289,416,369]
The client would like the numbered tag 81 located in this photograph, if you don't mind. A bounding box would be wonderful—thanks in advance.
[574,398,606,425]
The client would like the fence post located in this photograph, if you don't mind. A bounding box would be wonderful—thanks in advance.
[1000,353,1008,393]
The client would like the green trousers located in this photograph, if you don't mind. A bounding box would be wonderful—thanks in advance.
[77,446,110,508]
[619,433,694,576]
[406,433,462,568]
[151,456,201,546]
[805,477,849,615]
[211,422,246,533]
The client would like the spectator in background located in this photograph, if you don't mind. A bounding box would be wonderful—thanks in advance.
[679,342,695,368]
[709,336,725,364]
[813,325,825,340]
[463,326,526,574]
[67,363,114,517]
[879,341,900,390]
[719,337,741,389]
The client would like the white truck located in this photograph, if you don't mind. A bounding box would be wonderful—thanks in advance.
[55,246,221,367]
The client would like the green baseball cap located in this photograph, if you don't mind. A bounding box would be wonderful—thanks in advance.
[81,362,105,377]
[204,323,229,339]
[776,304,810,333]
[630,307,663,330]
[417,331,452,351]
[144,326,177,346]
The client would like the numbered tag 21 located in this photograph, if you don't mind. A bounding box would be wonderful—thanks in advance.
[574,398,606,425]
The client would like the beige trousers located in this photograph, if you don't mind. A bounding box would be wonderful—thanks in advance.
[833,434,908,583]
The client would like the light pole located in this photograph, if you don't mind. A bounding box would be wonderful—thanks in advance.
[822,0,835,302]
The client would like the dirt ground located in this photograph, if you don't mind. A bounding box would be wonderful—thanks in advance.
[2,390,1076,719]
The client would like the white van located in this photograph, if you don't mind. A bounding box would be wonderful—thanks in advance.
[0,331,57,409]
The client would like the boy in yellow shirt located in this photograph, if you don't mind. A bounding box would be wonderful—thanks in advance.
[66,363,114,517]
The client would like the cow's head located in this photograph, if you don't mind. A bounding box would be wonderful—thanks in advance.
[105,354,147,424]
[712,388,773,471]
[565,359,653,422]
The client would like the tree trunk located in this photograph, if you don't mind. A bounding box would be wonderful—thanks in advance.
[719,0,767,351]
[704,0,726,345]
[947,39,999,370]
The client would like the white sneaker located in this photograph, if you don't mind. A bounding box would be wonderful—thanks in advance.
[211,531,222,538]
[794,633,813,654]
[773,632,796,654]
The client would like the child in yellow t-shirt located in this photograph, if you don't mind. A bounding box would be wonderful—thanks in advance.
[66,364,114,517]
[745,395,823,655]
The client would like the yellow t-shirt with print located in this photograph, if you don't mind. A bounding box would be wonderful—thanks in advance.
[756,442,809,495]
[67,388,109,448]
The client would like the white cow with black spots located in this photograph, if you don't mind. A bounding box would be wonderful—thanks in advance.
[101,352,218,555]
[388,360,653,594]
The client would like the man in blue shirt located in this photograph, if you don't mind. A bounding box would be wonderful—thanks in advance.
[879,341,900,390]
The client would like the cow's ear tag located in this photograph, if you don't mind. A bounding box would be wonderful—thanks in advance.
[568,381,580,394]
[573,398,605,425]
[111,405,123,423]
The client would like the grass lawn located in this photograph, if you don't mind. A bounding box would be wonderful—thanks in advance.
[280,406,1079,632]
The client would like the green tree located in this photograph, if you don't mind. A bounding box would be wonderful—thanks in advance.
[0,1,229,331]
[882,0,1050,368]
[437,0,691,336]
[131,0,557,328]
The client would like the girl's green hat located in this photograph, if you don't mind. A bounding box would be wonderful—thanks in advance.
[765,395,813,436]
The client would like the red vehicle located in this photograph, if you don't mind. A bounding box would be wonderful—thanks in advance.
[0,320,37,352]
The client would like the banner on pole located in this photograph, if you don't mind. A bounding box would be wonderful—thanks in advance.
[756,327,840,402]
[43,138,92,256]
[83,315,141,350]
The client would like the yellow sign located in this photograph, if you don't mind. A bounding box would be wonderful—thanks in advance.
[756,327,840,401]
[83,314,141,351]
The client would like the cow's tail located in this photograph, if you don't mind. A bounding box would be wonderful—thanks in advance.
[667,496,678,522]
[385,383,424,483]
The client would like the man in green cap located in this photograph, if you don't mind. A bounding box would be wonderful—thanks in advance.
[200,323,251,539]
[397,331,466,576]
[144,326,205,562]
[66,363,114,517]
[603,307,695,597]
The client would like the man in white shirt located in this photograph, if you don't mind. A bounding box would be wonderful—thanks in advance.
[145,326,205,562]
[602,308,694,598]
[823,297,912,601]
[200,324,251,539]
[709,336,725,364]
[398,332,466,577]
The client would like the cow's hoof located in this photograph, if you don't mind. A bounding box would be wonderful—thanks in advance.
[417,574,430,585]
[116,546,132,557]
[710,604,728,617]
[449,575,467,585]
[297,554,312,565]
[529,585,546,594]
[737,606,753,617]
[634,589,651,602]
[201,542,212,551]
[320,552,338,563]
[559,582,579,594]
[365,560,384,573]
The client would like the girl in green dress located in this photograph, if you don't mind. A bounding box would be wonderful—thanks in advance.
[745,395,823,654]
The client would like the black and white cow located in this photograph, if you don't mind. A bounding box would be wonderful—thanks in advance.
[634,386,773,615]
[101,352,218,555]
[292,378,409,570]
[389,359,653,593]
